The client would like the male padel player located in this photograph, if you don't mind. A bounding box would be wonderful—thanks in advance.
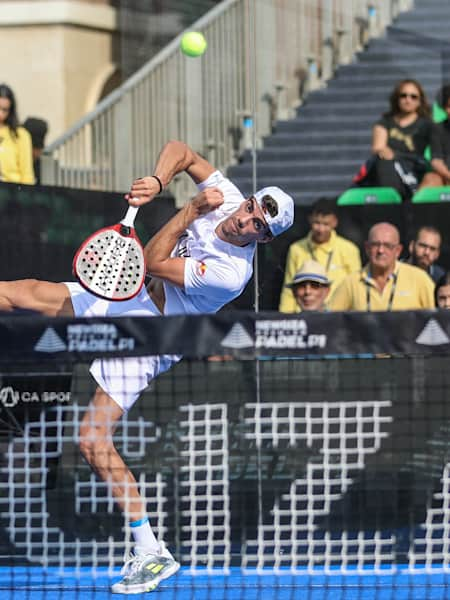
[0,140,294,594]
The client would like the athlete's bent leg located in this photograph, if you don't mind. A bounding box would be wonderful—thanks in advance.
[80,386,180,594]
[0,279,74,316]
[79,386,146,521]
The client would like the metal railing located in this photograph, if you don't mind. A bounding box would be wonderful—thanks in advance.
[41,0,413,205]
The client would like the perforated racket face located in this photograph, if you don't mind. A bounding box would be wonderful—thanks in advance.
[73,227,145,301]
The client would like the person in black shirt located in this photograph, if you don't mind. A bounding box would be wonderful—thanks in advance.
[419,83,450,188]
[355,79,432,200]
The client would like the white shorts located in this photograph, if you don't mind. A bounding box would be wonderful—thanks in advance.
[65,283,181,412]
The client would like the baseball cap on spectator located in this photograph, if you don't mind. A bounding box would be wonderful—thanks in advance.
[287,260,331,287]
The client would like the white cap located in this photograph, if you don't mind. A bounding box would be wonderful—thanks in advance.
[254,186,294,237]
[287,260,331,287]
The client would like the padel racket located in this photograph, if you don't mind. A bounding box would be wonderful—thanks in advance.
[73,205,146,301]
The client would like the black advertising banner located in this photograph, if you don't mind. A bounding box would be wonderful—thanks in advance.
[4,181,450,312]
[0,182,176,282]
[1,310,450,363]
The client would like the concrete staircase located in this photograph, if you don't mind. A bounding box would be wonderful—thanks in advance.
[228,0,450,206]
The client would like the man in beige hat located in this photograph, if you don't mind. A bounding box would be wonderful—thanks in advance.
[286,259,331,312]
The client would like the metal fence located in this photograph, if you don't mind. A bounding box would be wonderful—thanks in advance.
[41,0,413,205]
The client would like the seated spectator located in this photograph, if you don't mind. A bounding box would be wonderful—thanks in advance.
[286,260,331,312]
[279,197,361,313]
[329,222,435,311]
[0,83,35,184]
[354,79,432,201]
[435,271,450,308]
[405,225,445,284]
[419,83,450,189]
[22,117,48,184]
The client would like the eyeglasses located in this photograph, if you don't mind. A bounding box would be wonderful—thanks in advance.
[367,241,398,251]
[399,92,419,100]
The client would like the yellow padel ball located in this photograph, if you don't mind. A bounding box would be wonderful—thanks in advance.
[180,31,207,57]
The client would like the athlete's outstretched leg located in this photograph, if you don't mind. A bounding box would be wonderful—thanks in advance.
[0,279,74,316]
[79,386,179,594]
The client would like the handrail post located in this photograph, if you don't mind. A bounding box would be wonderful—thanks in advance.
[41,152,58,187]
[321,0,334,82]
[113,95,133,192]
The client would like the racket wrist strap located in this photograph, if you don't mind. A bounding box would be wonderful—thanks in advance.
[152,175,163,194]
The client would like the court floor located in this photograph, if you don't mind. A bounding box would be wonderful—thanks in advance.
[1,567,449,599]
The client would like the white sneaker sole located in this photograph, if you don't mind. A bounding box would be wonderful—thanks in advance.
[111,560,180,594]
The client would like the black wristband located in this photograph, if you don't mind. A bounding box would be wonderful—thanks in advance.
[152,175,163,194]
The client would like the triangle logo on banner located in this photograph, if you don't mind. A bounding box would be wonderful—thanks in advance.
[220,323,254,349]
[415,319,450,346]
[34,327,67,353]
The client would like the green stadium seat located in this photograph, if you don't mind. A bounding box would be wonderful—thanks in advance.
[422,103,448,163]
[412,186,450,203]
[337,187,402,206]
[433,101,447,123]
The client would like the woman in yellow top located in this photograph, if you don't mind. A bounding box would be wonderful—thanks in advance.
[0,83,35,184]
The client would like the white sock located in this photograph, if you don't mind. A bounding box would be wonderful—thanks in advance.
[130,516,160,555]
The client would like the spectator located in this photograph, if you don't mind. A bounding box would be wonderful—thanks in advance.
[419,83,450,189]
[22,117,48,184]
[405,225,445,284]
[286,259,331,312]
[435,271,450,308]
[279,197,361,313]
[354,79,432,201]
[0,83,34,184]
[329,222,435,311]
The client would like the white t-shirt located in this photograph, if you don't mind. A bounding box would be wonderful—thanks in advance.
[163,170,255,315]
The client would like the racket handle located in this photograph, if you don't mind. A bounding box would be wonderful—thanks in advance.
[121,205,140,227]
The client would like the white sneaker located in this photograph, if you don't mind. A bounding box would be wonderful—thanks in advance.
[111,547,180,594]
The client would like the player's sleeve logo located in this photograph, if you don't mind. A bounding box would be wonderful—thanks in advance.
[196,261,207,276]
[176,232,190,257]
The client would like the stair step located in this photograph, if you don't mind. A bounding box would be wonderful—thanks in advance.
[228,183,350,207]
[386,24,449,41]
[231,174,354,189]
[275,117,375,133]
[357,56,444,66]
[304,89,401,103]
[332,73,441,87]
[397,12,450,22]
[365,40,439,56]
[229,160,359,179]
[246,147,367,162]
[337,63,443,77]
[359,49,441,62]
[297,103,385,117]
[263,132,372,146]
[399,8,450,17]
